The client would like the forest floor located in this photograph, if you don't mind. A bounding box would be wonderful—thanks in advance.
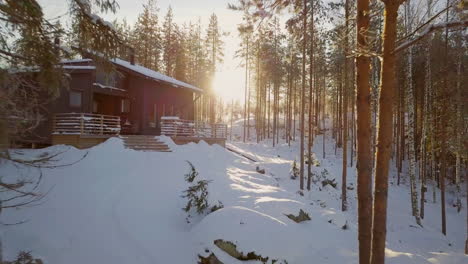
[0,119,466,263]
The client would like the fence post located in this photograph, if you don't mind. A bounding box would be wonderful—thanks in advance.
[100,115,104,135]
[52,115,56,133]
[80,113,84,135]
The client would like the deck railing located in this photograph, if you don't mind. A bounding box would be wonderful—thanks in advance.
[53,113,121,135]
[160,117,227,138]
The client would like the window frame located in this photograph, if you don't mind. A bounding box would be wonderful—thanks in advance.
[121,98,130,113]
[69,90,83,108]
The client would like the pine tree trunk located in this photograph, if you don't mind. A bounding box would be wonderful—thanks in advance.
[341,0,349,212]
[370,1,401,263]
[420,0,432,216]
[247,59,251,141]
[307,1,315,191]
[322,74,326,159]
[465,167,468,254]
[405,0,421,225]
[243,38,249,143]
[0,119,8,151]
[299,0,307,190]
[454,49,462,210]
[407,44,421,226]
[356,0,373,262]
[440,0,450,236]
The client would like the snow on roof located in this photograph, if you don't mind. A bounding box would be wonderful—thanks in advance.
[62,65,95,70]
[111,58,203,93]
[61,57,203,93]
[61,58,92,64]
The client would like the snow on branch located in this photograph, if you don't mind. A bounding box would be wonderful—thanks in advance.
[74,0,118,34]
[394,20,468,53]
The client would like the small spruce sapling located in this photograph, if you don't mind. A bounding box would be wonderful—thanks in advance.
[182,161,220,216]
[185,161,198,183]
[183,179,211,214]
[290,160,299,179]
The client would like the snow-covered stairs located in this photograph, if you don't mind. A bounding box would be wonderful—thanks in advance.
[120,135,171,152]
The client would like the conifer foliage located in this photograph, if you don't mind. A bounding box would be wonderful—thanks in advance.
[182,161,211,215]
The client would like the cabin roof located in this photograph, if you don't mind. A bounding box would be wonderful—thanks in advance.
[61,58,203,93]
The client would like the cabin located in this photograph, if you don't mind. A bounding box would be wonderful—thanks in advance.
[23,56,226,149]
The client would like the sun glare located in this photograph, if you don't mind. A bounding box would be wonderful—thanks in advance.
[212,69,245,102]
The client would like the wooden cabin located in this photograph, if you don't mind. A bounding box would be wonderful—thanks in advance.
[31,57,204,147]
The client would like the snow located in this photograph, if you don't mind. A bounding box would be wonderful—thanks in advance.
[60,57,203,93]
[77,0,116,32]
[62,65,96,70]
[161,116,180,120]
[111,58,203,93]
[60,59,92,64]
[0,120,466,263]
[93,82,126,92]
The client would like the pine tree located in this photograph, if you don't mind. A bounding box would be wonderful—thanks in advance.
[133,0,161,71]
[355,0,373,262]
[205,13,225,124]
[371,0,406,263]
[162,6,176,76]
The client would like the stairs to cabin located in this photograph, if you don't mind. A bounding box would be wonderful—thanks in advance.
[120,135,172,152]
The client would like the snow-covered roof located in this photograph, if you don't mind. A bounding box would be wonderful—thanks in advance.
[111,58,203,93]
[61,57,203,93]
[62,65,96,70]
[61,58,93,64]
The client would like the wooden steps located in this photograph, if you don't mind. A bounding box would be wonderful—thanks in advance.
[120,135,171,152]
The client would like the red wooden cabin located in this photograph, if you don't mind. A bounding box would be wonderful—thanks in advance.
[32,56,203,147]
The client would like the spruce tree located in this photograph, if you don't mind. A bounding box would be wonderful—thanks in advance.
[133,0,161,71]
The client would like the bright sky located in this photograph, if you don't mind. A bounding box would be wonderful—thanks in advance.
[40,0,246,102]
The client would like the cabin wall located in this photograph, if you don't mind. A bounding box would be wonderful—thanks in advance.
[33,70,94,144]
[139,80,195,135]
[127,75,146,134]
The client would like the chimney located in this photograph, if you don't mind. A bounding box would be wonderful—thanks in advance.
[129,47,135,65]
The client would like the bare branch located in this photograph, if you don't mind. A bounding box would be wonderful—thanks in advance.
[394,20,468,53]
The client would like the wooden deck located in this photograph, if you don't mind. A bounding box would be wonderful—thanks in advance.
[52,134,114,149]
[51,113,120,149]
[161,117,227,147]
[50,114,227,149]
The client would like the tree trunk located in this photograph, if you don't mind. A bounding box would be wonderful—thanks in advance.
[0,119,8,151]
[405,0,421,226]
[440,0,449,236]
[322,74,326,159]
[299,0,307,190]
[307,1,315,191]
[243,38,249,143]
[370,1,402,263]
[342,0,349,212]
[356,0,373,262]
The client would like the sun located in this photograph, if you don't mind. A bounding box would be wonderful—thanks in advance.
[212,69,245,102]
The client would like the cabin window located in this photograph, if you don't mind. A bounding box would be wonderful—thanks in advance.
[121,99,130,113]
[96,67,117,87]
[69,90,82,108]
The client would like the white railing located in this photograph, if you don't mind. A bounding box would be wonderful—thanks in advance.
[160,117,227,138]
[53,113,120,135]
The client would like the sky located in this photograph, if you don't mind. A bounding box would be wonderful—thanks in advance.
[40,0,246,101]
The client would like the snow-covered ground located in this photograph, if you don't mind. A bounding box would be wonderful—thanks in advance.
[1,120,466,263]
